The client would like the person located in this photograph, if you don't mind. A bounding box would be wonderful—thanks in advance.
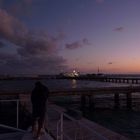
[31,81,49,139]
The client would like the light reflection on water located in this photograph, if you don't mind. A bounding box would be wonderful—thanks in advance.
[71,79,77,88]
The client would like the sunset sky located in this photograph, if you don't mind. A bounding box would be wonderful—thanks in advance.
[0,0,140,75]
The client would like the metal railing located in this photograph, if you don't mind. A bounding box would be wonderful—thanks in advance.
[0,99,109,140]
[0,99,19,128]
[0,99,27,133]
[46,104,109,140]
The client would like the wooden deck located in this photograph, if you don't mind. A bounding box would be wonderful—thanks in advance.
[0,132,24,140]
[81,118,130,140]
[21,131,54,140]
[45,104,130,140]
[0,103,132,140]
[0,131,53,140]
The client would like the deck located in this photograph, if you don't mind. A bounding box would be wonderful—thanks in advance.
[0,132,24,140]
[0,103,131,140]
[21,131,53,140]
[45,104,130,140]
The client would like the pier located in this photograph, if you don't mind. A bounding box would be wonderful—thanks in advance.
[1,86,140,110]
[0,102,130,140]
[49,86,140,110]
[92,77,140,84]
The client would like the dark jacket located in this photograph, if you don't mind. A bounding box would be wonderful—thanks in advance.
[31,82,49,117]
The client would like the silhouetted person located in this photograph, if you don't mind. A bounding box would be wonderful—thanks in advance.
[31,81,49,139]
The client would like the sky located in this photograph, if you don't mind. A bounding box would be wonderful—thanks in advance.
[0,0,140,75]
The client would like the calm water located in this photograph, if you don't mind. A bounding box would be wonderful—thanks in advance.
[0,79,130,92]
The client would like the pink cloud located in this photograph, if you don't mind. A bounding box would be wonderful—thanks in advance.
[0,8,68,74]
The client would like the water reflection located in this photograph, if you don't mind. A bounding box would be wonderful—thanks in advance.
[72,79,77,88]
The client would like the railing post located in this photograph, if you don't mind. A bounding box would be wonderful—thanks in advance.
[16,100,19,128]
[88,95,95,111]
[114,93,120,109]
[126,92,132,109]
[80,95,86,110]
[57,120,60,140]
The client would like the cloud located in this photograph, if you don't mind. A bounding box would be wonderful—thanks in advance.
[65,41,82,50]
[108,61,117,65]
[0,8,68,74]
[65,38,90,50]
[82,38,91,45]
[0,8,65,57]
[0,9,28,42]
[108,62,113,65]
[0,52,67,74]
[114,27,124,32]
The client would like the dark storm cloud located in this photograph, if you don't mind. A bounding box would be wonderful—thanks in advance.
[65,38,90,50]
[0,8,68,74]
[0,52,67,74]
[0,9,63,56]
[114,27,124,32]
[17,34,60,57]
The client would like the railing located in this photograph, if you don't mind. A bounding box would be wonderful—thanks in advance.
[0,99,19,128]
[46,104,109,140]
[0,99,109,140]
[0,99,27,133]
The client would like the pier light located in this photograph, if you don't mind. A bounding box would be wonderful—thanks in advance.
[73,70,79,77]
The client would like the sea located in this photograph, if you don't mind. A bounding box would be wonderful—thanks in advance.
[0,79,140,140]
[0,78,131,92]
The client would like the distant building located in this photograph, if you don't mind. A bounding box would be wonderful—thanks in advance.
[62,70,80,78]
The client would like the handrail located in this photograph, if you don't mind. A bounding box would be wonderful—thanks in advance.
[0,99,20,128]
[0,124,26,132]
[0,99,29,134]
[0,99,109,140]
[49,104,109,140]
[0,99,20,102]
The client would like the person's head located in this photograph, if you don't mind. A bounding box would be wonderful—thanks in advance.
[35,81,42,87]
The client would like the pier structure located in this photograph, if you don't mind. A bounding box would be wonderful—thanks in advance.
[94,77,140,84]
[49,86,140,110]
[0,100,129,140]
[1,86,140,111]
